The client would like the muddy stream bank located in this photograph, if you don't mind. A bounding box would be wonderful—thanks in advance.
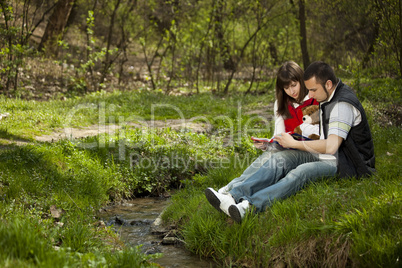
[98,197,215,268]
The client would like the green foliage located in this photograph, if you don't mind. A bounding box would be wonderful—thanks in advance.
[353,78,402,104]
[103,246,162,268]
[0,210,51,264]
[0,88,268,266]
[0,141,162,267]
[1,0,401,95]
[372,0,402,76]
[60,213,103,253]
[0,1,36,91]
[78,126,258,196]
[67,10,119,92]
[0,86,273,266]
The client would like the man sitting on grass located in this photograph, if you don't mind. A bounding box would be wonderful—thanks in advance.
[205,61,375,223]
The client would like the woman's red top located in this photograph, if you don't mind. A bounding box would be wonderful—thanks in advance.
[284,98,319,132]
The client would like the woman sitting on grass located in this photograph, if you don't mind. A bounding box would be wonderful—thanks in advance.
[207,60,318,215]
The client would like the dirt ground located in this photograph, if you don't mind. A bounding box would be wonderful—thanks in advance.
[33,119,216,143]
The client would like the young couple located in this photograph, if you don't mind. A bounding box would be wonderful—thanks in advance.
[205,61,376,223]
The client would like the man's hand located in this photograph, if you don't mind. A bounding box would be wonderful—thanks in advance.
[274,132,296,149]
[275,132,344,154]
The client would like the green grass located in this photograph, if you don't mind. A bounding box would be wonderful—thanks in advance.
[0,77,400,267]
[0,141,160,266]
[0,122,256,266]
[0,89,274,139]
[0,86,269,267]
[0,201,161,267]
[162,144,401,267]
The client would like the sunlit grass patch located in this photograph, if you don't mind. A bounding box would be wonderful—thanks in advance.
[0,89,273,140]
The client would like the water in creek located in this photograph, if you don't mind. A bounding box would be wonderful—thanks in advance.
[98,197,215,268]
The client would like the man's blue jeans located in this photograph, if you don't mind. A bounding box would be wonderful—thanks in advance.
[225,150,275,190]
[229,150,337,212]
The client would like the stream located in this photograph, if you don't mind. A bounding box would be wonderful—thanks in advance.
[98,197,215,268]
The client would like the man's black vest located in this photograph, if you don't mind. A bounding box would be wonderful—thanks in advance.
[321,80,376,178]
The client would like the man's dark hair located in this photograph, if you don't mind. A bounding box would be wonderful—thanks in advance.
[303,61,337,86]
[303,61,338,100]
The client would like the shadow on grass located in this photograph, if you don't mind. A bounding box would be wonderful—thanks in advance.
[0,129,33,144]
[0,139,111,209]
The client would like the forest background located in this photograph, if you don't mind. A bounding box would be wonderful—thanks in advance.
[1,0,401,95]
[0,0,401,267]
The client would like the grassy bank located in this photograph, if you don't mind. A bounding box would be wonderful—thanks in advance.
[0,123,258,266]
[0,78,400,267]
[162,124,401,267]
[160,78,402,267]
[0,140,158,267]
[0,88,266,266]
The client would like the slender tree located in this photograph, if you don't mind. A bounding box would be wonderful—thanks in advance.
[289,0,309,68]
[39,0,75,56]
[298,0,310,68]
[99,0,121,85]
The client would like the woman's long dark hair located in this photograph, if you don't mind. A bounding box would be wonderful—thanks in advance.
[275,61,308,119]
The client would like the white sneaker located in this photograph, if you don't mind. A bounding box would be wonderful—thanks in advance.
[218,185,230,194]
[228,200,250,223]
[205,187,236,216]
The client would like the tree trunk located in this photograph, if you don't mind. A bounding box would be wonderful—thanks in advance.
[245,34,258,95]
[269,42,279,66]
[39,0,75,56]
[363,2,381,69]
[214,0,234,72]
[196,4,215,94]
[100,0,121,85]
[399,0,402,76]
[298,0,310,68]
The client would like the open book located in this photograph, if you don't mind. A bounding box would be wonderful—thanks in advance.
[251,132,312,151]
